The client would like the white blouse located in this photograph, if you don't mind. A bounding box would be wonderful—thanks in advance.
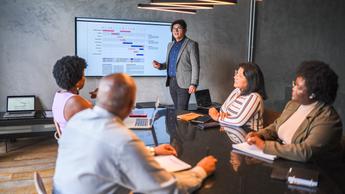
[278,101,317,144]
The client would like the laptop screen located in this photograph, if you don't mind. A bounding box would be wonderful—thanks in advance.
[195,89,212,107]
[7,96,35,111]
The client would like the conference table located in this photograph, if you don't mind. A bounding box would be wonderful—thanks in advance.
[132,107,345,194]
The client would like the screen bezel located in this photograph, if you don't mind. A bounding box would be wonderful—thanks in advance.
[6,95,36,112]
[75,17,171,77]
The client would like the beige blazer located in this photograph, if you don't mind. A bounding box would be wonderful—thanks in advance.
[160,37,200,88]
[258,100,343,162]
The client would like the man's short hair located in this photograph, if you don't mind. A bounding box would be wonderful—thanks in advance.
[171,19,187,31]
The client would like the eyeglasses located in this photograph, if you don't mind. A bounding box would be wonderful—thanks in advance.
[292,80,308,95]
[234,70,243,77]
[292,81,296,87]
[234,70,246,79]
[172,26,184,31]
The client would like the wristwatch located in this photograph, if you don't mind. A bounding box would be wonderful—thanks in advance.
[146,146,155,156]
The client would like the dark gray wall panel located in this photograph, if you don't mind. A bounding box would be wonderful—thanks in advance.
[255,0,345,124]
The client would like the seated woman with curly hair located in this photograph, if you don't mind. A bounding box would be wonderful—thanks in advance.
[246,61,343,163]
[52,56,93,134]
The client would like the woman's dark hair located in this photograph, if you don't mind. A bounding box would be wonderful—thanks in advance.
[296,61,338,105]
[171,19,187,31]
[237,63,267,100]
[52,56,87,90]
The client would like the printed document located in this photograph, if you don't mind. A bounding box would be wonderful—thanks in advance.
[154,155,191,172]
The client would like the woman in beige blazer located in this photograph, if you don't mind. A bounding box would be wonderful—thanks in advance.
[246,61,343,162]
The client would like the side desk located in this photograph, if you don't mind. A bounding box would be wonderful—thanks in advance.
[0,112,55,152]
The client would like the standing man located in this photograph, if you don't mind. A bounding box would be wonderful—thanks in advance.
[153,19,200,110]
[53,73,217,194]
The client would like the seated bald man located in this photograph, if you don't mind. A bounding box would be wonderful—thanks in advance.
[53,73,217,194]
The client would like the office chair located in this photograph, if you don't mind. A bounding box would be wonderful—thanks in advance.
[33,171,47,194]
[54,120,62,140]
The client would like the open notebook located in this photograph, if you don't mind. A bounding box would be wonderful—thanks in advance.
[232,142,277,161]
[154,155,191,172]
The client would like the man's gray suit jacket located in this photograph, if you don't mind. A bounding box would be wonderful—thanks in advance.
[160,37,200,89]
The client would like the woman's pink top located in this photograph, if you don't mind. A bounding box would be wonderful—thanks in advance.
[52,91,76,132]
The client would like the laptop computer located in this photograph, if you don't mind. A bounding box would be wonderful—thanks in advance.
[195,89,222,110]
[3,95,36,118]
[124,98,160,129]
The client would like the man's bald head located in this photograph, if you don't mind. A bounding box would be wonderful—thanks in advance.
[96,73,136,119]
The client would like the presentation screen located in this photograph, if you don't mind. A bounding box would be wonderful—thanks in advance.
[75,17,171,77]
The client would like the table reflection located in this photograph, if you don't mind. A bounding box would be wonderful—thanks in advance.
[221,125,251,144]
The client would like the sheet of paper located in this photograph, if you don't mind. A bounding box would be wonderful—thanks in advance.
[232,142,277,161]
[154,155,191,172]
[44,111,53,118]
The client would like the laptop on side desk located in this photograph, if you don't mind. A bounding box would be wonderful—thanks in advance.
[2,96,36,119]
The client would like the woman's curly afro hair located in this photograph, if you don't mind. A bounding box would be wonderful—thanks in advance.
[296,61,338,105]
[53,56,86,90]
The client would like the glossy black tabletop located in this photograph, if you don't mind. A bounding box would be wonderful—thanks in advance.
[132,108,345,194]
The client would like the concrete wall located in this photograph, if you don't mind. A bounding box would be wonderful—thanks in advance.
[1,0,345,125]
[0,0,249,110]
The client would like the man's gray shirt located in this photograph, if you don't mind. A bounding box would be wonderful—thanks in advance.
[53,106,206,194]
